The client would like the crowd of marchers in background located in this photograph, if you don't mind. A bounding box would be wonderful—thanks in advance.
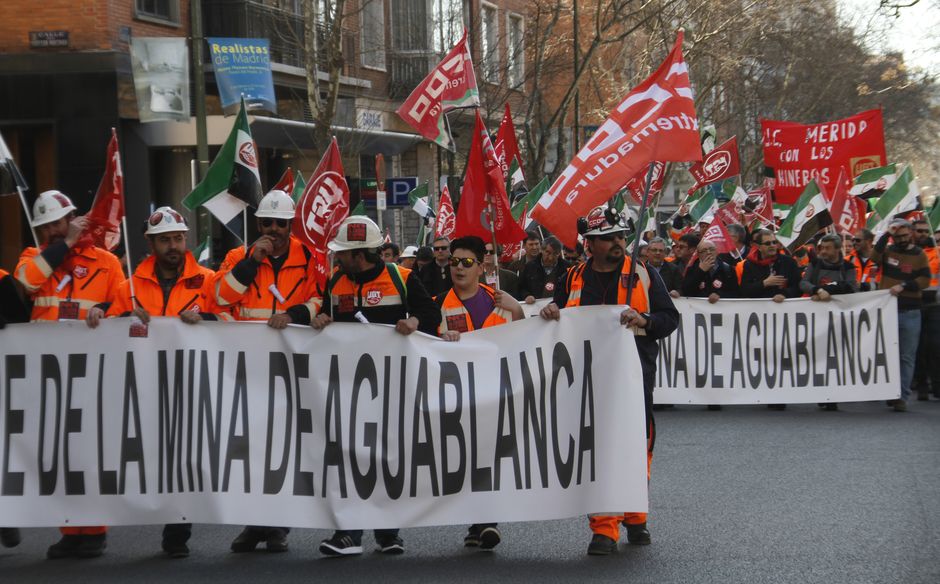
[0,187,936,560]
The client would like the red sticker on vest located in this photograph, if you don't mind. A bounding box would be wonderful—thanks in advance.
[73,265,88,279]
[544,282,555,292]
[338,294,354,312]
[185,274,205,289]
[900,263,912,274]
[621,274,636,288]
[366,289,383,305]
[58,301,80,320]
[446,314,469,333]
[713,279,723,289]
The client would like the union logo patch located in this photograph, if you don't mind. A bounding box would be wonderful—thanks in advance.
[366,289,382,305]
[73,265,89,279]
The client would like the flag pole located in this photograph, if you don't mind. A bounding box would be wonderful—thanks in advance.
[485,197,501,290]
[243,209,248,252]
[121,215,139,309]
[16,186,39,247]
[625,162,657,308]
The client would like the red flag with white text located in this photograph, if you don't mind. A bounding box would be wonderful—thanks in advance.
[499,203,528,263]
[395,30,480,152]
[80,129,124,250]
[454,111,528,244]
[494,103,524,183]
[434,185,456,239]
[531,31,701,248]
[687,136,740,194]
[825,167,866,235]
[625,161,666,205]
[702,216,737,255]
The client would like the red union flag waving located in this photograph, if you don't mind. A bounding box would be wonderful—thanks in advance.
[625,161,666,205]
[395,30,480,152]
[454,111,528,244]
[79,128,124,250]
[702,216,737,255]
[688,136,740,194]
[825,167,866,235]
[434,185,456,239]
[293,137,349,273]
[531,31,701,247]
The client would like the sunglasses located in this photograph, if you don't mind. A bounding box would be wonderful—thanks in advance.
[851,238,863,242]
[449,257,480,268]
[484,249,496,255]
[260,218,289,228]
[915,229,930,233]
[433,246,449,251]
[760,240,778,246]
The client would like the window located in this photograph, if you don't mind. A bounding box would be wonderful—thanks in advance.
[361,0,386,70]
[135,0,179,25]
[391,0,431,51]
[507,13,524,88]
[432,0,466,52]
[480,2,499,83]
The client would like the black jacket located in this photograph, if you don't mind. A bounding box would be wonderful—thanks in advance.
[518,258,570,299]
[480,268,521,300]
[418,260,453,298]
[0,273,30,328]
[681,259,740,298]
[740,253,803,299]
[650,260,683,294]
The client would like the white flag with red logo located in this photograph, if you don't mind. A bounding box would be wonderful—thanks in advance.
[531,31,702,248]
[745,186,775,227]
[687,136,740,194]
[395,30,480,152]
[434,185,456,239]
[826,167,867,235]
[292,137,349,289]
[79,128,124,250]
[702,216,737,255]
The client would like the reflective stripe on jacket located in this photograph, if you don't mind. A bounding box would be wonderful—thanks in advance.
[438,284,511,334]
[564,257,650,311]
[108,252,218,317]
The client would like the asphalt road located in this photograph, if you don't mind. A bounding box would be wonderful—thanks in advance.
[2,399,938,584]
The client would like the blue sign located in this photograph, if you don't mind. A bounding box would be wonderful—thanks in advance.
[208,38,276,114]
[387,177,418,206]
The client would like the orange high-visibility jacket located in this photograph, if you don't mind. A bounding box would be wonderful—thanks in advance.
[15,244,124,321]
[108,252,220,317]
[845,250,881,286]
[923,246,939,288]
[437,284,512,334]
[214,236,321,321]
[563,257,650,311]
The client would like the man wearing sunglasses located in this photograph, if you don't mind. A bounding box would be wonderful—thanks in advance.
[481,242,520,299]
[214,189,323,553]
[847,229,879,291]
[418,236,453,296]
[539,207,679,556]
[909,219,939,402]
[312,215,441,557]
[739,229,802,303]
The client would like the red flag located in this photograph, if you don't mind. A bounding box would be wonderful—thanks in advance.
[531,31,701,248]
[454,111,528,245]
[761,109,886,204]
[702,216,737,255]
[395,30,480,152]
[271,166,294,194]
[714,200,743,227]
[825,167,866,235]
[293,137,349,289]
[80,128,124,250]
[494,103,524,182]
[687,136,740,194]
[499,203,528,263]
[383,228,392,244]
[434,185,456,239]
[625,161,666,205]
[745,187,775,227]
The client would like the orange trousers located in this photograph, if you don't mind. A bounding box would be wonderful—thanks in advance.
[60,526,107,535]
[589,423,654,541]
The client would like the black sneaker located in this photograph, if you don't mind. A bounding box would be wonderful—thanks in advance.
[47,535,83,559]
[478,526,501,551]
[0,528,20,548]
[319,533,363,557]
[230,527,265,553]
[625,522,651,545]
[76,533,107,558]
[376,534,404,555]
[464,525,482,547]
[823,403,839,411]
[265,528,289,553]
[162,540,190,559]
[587,534,617,556]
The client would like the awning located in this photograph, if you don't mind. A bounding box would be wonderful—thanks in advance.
[248,116,424,156]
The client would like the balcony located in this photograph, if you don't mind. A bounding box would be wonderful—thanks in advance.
[203,0,355,73]
[388,51,438,99]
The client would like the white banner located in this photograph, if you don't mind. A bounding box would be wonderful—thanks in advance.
[0,307,647,528]
[655,291,900,404]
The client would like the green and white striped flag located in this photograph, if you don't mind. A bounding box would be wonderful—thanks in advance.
[850,163,897,196]
[867,165,919,232]
[687,190,718,223]
[193,235,211,265]
[291,169,306,203]
[408,182,433,219]
[512,176,549,228]
[778,179,832,251]
[928,197,940,233]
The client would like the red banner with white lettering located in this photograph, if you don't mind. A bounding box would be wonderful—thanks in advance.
[79,129,124,250]
[625,161,665,205]
[688,136,740,194]
[702,216,737,255]
[825,167,867,235]
[495,103,524,181]
[395,30,480,152]
[434,185,456,240]
[761,109,886,205]
[531,31,701,248]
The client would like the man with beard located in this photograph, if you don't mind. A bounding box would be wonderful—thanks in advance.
[846,228,879,291]
[540,207,679,556]
[85,206,218,557]
[215,189,322,553]
[311,215,441,557]
[911,219,939,401]
[15,190,124,558]
[518,236,569,304]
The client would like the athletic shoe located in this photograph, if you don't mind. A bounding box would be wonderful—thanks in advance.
[479,526,501,551]
[162,540,190,558]
[587,534,617,555]
[464,525,482,547]
[376,534,404,555]
[319,533,363,557]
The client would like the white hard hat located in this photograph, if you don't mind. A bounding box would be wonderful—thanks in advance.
[255,189,296,219]
[31,190,77,227]
[400,245,418,258]
[581,206,627,237]
[328,215,384,251]
[145,206,189,236]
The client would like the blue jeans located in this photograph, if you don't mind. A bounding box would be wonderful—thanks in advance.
[898,309,922,401]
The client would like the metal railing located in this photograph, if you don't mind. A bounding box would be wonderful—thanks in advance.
[388,51,438,98]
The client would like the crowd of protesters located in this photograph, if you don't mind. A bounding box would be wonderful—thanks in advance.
[0,186,936,560]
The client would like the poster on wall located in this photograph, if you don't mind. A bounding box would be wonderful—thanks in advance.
[208,37,277,115]
[130,38,190,123]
